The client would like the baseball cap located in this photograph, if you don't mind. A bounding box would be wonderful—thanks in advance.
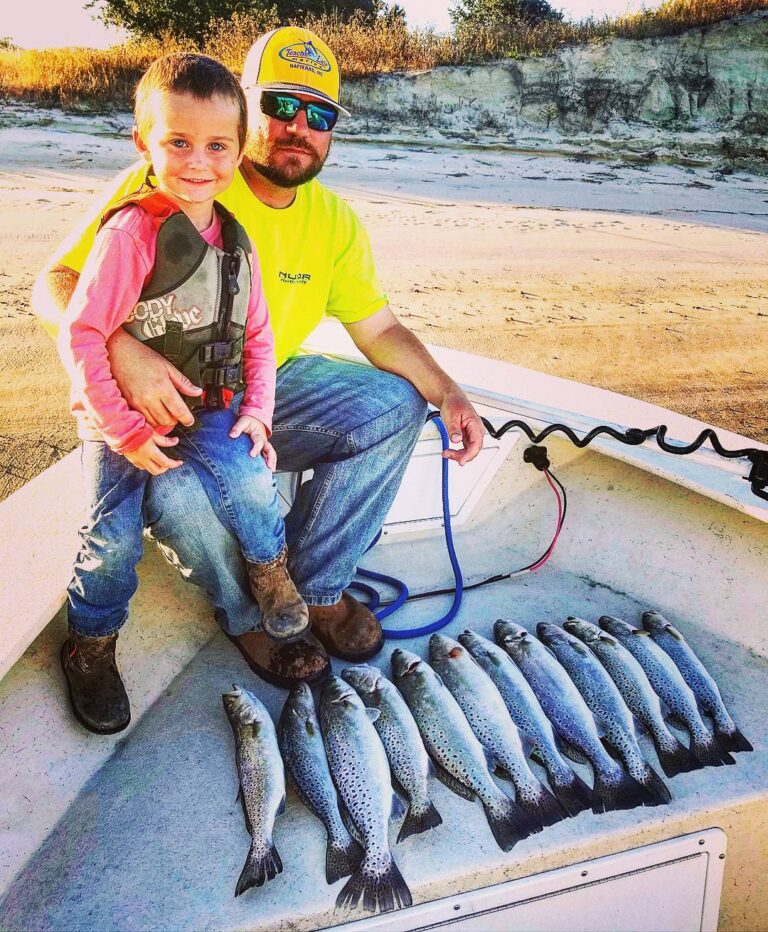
[241,26,351,117]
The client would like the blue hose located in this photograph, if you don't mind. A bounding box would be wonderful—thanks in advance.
[352,416,464,639]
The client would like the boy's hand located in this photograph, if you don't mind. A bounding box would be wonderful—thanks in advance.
[230,416,277,471]
[124,433,182,475]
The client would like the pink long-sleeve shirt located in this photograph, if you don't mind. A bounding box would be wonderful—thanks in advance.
[58,204,275,454]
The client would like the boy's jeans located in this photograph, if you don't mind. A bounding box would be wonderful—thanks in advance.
[145,356,428,636]
[67,410,285,637]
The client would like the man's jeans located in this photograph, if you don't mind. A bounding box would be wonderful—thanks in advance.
[146,355,428,635]
[67,410,285,637]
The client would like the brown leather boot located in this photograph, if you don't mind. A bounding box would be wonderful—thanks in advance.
[60,630,131,734]
[308,593,384,662]
[246,547,310,642]
[227,629,331,689]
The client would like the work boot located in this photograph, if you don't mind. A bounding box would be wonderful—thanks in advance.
[246,547,310,642]
[60,630,131,735]
[228,629,331,689]
[309,593,384,662]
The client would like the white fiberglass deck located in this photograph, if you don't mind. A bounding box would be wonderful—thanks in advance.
[1,416,767,931]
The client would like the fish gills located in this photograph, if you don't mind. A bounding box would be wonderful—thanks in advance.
[222,685,285,897]
[642,611,753,754]
[278,683,364,884]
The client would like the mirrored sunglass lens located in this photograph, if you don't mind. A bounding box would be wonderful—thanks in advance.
[272,95,301,119]
[306,104,337,131]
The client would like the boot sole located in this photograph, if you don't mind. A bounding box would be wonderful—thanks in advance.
[59,642,131,736]
[225,632,331,690]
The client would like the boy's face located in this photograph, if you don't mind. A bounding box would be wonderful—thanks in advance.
[133,90,242,208]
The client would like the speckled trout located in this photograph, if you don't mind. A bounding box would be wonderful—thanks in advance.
[391,648,541,851]
[319,676,412,914]
[563,617,700,778]
[537,622,670,806]
[222,685,286,897]
[459,629,591,816]
[342,665,442,843]
[642,611,752,754]
[278,683,363,885]
[599,616,734,767]
[429,634,565,827]
[495,620,651,814]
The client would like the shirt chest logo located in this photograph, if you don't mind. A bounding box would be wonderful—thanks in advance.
[279,271,311,285]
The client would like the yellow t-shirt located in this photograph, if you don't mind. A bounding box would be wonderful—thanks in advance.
[52,163,388,366]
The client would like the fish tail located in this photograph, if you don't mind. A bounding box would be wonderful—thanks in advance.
[548,770,592,817]
[635,762,672,806]
[325,831,364,885]
[234,839,283,897]
[714,725,753,754]
[482,794,543,852]
[592,767,650,814]
[396,798,443,843]
[518,784,569,827]
[336,854,412,914]
[691,733,736,767]
[656,735,703,777]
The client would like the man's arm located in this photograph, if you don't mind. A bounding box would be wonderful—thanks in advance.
[344,306,485,466]
[32,263,202,428]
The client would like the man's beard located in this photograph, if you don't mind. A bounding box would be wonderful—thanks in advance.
[245,134,330,188]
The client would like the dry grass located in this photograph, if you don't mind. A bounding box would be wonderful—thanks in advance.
[0,0,765,108]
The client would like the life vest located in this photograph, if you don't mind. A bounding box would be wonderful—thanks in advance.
[101,184,252,412]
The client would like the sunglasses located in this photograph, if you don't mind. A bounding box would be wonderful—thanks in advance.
[260,92,339,132]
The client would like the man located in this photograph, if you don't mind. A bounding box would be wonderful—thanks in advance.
[34,26,484,728]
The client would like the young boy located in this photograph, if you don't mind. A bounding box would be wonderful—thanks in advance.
[57,53,310,735]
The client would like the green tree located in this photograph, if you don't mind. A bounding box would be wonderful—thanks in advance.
[88,0,376,44]
[451,0,563,29]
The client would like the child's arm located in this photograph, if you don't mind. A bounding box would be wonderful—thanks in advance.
[230,244,277,468]
[56,211,180,471]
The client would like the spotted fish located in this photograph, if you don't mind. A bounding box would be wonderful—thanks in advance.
[537,622,670,806]
[495,619,651,813]
[459,629,591,816]
[319,676,412,914]
[642,611,752,754]
[599,616,734,767]
[342,665,443,843]
[391,648,541,851]
[278,684,363,884]
[429,634,565,826]
[563,617,700,778]
[222,684,286,896]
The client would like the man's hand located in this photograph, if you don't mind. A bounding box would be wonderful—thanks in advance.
[124,433,183,475]
[440,388,486,466]
[230,415,277,471]
[107,329,203,429]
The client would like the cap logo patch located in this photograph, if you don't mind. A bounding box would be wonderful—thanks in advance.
[279,41,332,76]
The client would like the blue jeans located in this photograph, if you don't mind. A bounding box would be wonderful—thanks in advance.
[145,355,428,635]
[67,409,285,637]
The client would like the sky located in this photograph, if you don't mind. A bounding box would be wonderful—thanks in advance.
[4,0,660,49]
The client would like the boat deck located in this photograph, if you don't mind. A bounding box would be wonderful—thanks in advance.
[1,541,766,931]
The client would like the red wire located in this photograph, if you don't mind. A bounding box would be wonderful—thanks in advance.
[528,468,564,571]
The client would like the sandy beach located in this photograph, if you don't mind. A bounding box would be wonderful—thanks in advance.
[0,103,766,500]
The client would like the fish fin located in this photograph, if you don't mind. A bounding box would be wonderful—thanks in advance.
[426,757,436,777]
[390,791,407,822]
[559,739,590,766]
[336,854,412,913]
[482,746,501,773]
[364,708,381,723]
[277,795,286,816]
[715,726,753,754]
[391,773,408,799]
[520,734,536,759]
[548,770,592,817]
[636,763,672,806]
[517,783,569,827]
[325,831,364,885]
[432,760,476,801]
[690,734,736,767]
[656,737,703,777]
[397,798,443,843]
[591,768,654,814]
[482,795,542,851]
[234,839,283,896]
[236,785,254,836]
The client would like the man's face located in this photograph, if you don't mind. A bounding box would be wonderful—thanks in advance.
[244,90,332,188]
